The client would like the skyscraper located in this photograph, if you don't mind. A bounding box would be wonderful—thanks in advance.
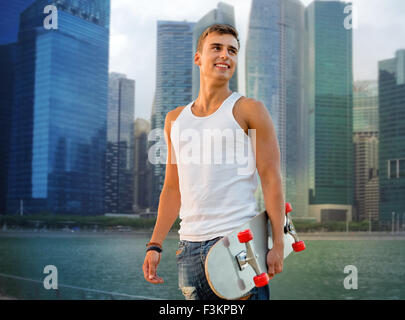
[150,20,195,209]
[353,80,379,133]
[7,0,110,215]
[105,73,135,214]
[246,0,307,217]
[134,118,152,210]
[192,2,238,100]
[0,43,17,215]
[306,1,354,222]
[353,80,379,221]
[0,0,36,214]
[378,49,405,222]
[0,0,36,44]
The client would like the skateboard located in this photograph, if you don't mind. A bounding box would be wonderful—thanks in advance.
[205,202,305,300]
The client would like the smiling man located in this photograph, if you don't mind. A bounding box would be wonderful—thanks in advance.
[143,24,285,300]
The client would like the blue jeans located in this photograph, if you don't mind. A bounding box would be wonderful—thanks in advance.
[176,237,270,300]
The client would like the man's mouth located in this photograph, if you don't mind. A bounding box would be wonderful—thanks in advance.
[214,63,230,70]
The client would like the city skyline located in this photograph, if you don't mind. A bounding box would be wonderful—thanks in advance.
[110,0,405,121]
[1,0,404,220]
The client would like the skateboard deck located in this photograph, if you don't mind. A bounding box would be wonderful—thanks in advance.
[205,203,305,300]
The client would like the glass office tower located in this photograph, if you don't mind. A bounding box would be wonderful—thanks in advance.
[353,80,378,133]
[134,118,152,210]
[306,0,354,204]
[0,0,36,43]
[246,0,307,217]
[378,49,405,222]
[7,0,110,215]
[0,0,36,214]
[150,20,195,209]
[306,1,354,222]
[105,73,135,214]
[353,80,379,221]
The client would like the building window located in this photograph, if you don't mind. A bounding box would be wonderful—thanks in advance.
[388,159,405,179]
[400,159,405,178]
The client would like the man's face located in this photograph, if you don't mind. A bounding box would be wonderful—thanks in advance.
[195,32,239,82]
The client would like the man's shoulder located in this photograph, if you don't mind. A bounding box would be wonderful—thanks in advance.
[238,96,266,110]
[165,106,188,134]
[166,105,187,121]
[236,96,267,124]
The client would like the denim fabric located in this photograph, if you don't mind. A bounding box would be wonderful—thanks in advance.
[176,237,270,300]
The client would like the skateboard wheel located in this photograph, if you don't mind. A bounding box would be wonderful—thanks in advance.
[285,202,293,215]
[253,273,269,287]
[237,229,253,243]
[292,240,306,252]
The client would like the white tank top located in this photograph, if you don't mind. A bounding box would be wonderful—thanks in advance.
[170,92,259,241]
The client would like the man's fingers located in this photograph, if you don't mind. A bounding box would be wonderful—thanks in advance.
[148,263,156,279]
[143,251,164,284]
[142,260,149,280]
[275,263,283,274]
[267,264,275,279]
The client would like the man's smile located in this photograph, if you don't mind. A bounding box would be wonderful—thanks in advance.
[214,63,230,70]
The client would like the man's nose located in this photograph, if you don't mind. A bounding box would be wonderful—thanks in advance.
[220,48,230,59]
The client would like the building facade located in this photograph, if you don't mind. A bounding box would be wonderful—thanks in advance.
[353,80,379,221]
[7,0,110,215]
[105,73,135,214]
[0,0,36,43]
[133,118,152,211]
[150,20,195,209]
[0,0,36,214]
[246,0,307,217]
[353,132,379,221]
[306,1,354,222]
[378,49,405,222]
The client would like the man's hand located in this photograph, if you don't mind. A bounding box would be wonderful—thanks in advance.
[266,243,284,279]
[143,250,164,284]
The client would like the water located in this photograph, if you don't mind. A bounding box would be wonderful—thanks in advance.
[0,232,404,300]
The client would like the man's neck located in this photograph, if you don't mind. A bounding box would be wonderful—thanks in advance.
[194,81,232,114]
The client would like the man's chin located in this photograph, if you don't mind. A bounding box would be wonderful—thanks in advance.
[211,73,233,81]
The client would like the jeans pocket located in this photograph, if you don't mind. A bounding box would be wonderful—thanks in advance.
[176,240,187,260]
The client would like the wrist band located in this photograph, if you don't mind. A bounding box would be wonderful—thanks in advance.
[146,246,162,253]
[146,242,162,249]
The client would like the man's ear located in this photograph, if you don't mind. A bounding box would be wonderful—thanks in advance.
[194,51,201,67]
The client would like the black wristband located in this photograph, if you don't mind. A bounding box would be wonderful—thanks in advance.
[146,245,162,253]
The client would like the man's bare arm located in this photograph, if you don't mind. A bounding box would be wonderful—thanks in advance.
[143,110,181,284]
[150,110,181,244]
[244,99,285,277]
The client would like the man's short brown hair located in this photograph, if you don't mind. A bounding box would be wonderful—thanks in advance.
[196,24,240,53]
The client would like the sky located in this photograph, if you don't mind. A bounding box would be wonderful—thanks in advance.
[109,0,405,121]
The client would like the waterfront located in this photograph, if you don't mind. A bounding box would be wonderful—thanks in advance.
[0,231,404,300]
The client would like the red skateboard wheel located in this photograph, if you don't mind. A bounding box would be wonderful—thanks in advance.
[292,240,306,252]
[285,202,293,215]
[237,229,253,243]
[253,273,269,287]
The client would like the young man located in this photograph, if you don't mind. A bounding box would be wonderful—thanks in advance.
[143,24,285,300]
